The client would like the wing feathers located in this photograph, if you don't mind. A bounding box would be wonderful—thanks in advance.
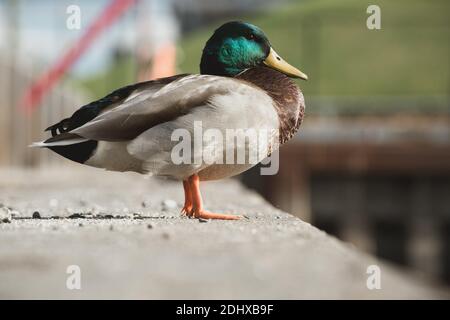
[70,75,257,142]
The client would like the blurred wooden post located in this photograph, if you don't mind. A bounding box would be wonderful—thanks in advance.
[0,60,11,166]
[0,55,88,168]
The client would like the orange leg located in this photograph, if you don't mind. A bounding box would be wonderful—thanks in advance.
[181,180,193,216]
[186,174,241,220]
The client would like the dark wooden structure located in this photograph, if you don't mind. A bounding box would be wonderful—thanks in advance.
[243,114,450,283]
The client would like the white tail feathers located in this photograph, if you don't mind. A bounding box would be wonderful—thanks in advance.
[29,138,88,148]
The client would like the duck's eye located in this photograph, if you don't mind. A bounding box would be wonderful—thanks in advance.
[245,34,255,40]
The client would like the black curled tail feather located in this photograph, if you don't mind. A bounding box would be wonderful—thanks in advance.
[45,118,71,137]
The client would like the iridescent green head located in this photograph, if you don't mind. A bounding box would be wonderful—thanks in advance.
[200,21,307,80]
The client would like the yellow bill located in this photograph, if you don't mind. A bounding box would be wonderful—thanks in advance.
[264,47,308,80]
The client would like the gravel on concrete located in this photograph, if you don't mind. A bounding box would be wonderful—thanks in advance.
[0,166,448,299]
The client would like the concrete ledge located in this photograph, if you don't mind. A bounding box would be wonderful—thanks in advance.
[0,167,447,299]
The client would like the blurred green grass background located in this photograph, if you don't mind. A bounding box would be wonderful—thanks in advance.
[79,0,450,113]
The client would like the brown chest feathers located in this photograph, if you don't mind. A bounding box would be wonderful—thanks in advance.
[236,67,305,144]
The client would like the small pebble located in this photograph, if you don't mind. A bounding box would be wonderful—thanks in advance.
[78,223,83,227]
[147,224,153,229]
[132,213,143,219]
[32,211,41,219]
[0,206,12,223]
[109,225,114,231]
[10,210,19,218]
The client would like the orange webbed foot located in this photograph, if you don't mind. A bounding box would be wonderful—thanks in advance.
[180,174,242,221]
[181,179,194,217]
[193,210,242,220]
[180,205,193,217]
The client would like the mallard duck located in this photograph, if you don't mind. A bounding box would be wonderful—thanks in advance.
[32,21,307,220]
